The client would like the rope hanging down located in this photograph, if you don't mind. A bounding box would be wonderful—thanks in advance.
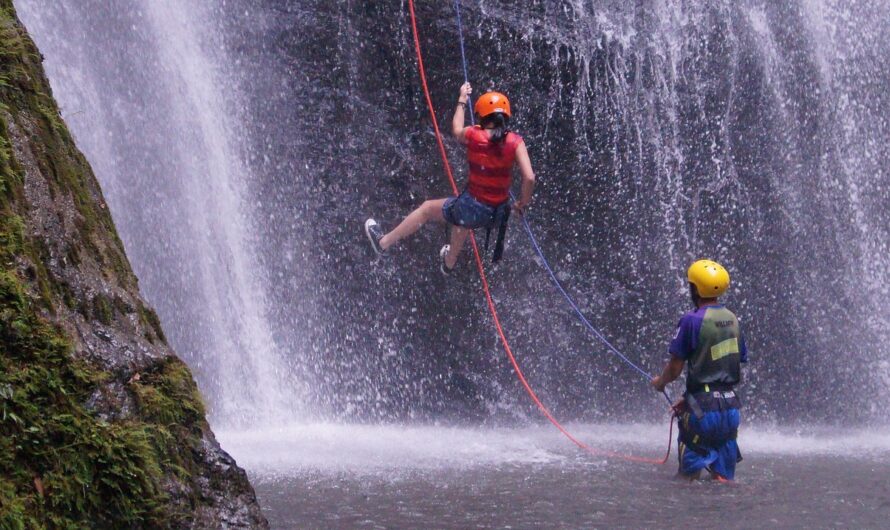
[408,0,671,465]
[453,0,474,127]
[452,0,669,406]
[516,201,674,407]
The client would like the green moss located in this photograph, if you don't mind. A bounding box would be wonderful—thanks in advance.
[0,2,218,526]
[0,212,24,257]
[139,303,167,345]
[0,218,207,526]
[0,272,169,528]
[132,357,206,427]
[0,8,26,58]
[90,293,113,325]
[128,358,209,520]
[0,123,15,192]
[23,237,56,313]
[36,103,64,135]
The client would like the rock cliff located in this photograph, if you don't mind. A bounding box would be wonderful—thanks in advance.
[0,2,267,527]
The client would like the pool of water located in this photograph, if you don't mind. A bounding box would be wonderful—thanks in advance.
[219,423,890,528]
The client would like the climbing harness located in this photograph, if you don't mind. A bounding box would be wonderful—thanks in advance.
[485,201,510,263]
[677,385,743,461]
[408,0,673,465]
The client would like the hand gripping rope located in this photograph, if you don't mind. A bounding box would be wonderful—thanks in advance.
[408,0,673,465]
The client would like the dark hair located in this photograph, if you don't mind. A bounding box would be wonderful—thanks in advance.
[481,112,510,144]
[689,282,716,306]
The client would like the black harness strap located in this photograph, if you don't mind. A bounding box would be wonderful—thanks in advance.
[684,390,741,420]
[492,204,510,262]
[484,201,511,263]
[678,388,743,462]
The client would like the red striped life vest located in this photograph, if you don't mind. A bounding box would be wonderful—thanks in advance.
[465,126,522,206]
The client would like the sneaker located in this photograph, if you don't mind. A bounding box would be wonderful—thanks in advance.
[439,244,453,275]
[364,219,385,255]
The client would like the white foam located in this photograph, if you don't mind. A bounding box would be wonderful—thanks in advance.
[217,422,890,475]
[217,423,569,474]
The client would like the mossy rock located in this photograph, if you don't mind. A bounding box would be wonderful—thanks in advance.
[0,272,169,528]
[0,1,266,527]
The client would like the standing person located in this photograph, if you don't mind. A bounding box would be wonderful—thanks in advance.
[652,260,749,481]
[364,82,536,274]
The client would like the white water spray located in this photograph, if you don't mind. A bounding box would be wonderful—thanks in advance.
[15,0,303,428]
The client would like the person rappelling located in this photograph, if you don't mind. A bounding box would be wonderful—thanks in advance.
[651,260,749,481]
[364,82,536,274]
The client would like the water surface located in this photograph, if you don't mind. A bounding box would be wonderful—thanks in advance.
[221,424,890,528]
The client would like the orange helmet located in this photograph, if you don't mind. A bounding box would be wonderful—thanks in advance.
[474,91,512,119]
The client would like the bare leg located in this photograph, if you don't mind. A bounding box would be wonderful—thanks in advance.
[445,227,470,268]
[380,199,447,250]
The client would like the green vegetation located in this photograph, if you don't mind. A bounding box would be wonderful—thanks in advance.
[139,302,168,344]
[90,293,113,325]
[0,158,205,527]
[0,272,168,528]
[130,356,208,488]
[0,1,132,288]
[0,1,220,527]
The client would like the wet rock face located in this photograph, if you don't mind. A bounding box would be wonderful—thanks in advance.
[0,2,266,527]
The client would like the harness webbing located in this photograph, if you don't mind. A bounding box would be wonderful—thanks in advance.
[408,0,671,465]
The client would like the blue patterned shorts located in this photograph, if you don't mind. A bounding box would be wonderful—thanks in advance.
[442,191,497,229]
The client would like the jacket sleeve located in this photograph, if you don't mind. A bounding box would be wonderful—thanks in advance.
[668,314,696,360]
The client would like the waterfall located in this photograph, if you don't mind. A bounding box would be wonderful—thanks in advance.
[16,0,889,426]
[15,0,304,428]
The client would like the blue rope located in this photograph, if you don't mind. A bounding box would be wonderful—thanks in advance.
[511,195,657,382]
[452,0,672,406]
[512,201,674,408]
[518,210,652,380]
[453,0,475,126]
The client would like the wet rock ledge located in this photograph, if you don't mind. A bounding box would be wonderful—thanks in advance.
[0,2,267,528]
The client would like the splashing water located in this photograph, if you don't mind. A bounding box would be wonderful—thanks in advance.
[15,0,304,428]
[16,0,890,525]
[15,0,890,427]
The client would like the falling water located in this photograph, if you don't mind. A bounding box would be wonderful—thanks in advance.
[15,0,890,526]
[212,0,890,424]
[15,0,303,428]
[16,0,890,426]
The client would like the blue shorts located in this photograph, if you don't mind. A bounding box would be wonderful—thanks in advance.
[443,191,498,229]
[678,407,741,480]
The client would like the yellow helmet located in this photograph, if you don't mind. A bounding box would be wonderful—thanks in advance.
[687,259,730,298]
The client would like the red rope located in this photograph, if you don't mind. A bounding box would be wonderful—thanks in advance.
[406,0,671,465]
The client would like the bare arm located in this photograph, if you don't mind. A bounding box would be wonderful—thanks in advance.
[513,141,536,212]
[652,356,685,392]
[452,82,472,142]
